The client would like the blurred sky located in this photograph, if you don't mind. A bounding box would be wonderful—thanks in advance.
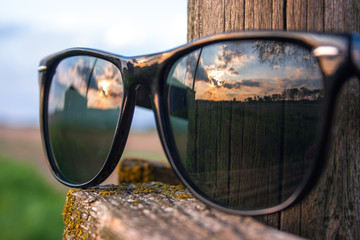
[0,0,187,129]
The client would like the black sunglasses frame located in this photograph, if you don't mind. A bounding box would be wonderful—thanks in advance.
[39,31,360,216]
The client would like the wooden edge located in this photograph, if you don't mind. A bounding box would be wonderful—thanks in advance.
[118,157,182,185]
[62,182,306,240]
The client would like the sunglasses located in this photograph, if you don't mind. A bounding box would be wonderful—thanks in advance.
[39,31,360,216]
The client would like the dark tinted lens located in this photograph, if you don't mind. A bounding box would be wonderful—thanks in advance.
[47,56,123,184]
[167,40,323,211]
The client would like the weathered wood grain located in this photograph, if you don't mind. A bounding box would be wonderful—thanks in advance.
[63,183,305,240]
[187,0,360,239]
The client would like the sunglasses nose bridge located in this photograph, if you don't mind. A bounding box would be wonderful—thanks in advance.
[123,55,166,110]
[134,85,153,110]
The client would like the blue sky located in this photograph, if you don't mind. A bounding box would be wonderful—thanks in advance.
[0,0,187,128]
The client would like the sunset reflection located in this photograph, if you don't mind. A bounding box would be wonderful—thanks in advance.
[168,40,322,102]
[47,56,123,183]
[48,56,123,114]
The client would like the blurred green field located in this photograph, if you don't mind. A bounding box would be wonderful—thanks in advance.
[0,155,65,240]
[0,126,166,239]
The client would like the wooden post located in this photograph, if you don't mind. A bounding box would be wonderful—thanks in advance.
[187,0,360,239]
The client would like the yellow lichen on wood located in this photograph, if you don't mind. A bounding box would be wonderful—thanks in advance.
[129,182,193,199]
[89,182,193,199]
[117,157,182,185]
[62,189,89,240]
[118,159,154,184]
[98,185,127,196]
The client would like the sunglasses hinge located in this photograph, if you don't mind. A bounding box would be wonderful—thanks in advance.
[38,65,47,72]
[312,46,340,57]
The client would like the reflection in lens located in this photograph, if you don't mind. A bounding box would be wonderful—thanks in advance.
[47,56,123,184]
[167,40,323,211]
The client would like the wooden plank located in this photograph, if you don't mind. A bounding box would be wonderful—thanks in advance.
[253,0,273,30]
[244,0,255,30]
[272,0,285,30]
[306,0,324,31]
[324,0,360,32]
[63,183,305,240]
[187,0,200,41]
[229,101,244,206]
[199,0,225,35]
[216,101,232,202]
[286,0,308,31]
[187,0,225,41]
[225,0,245,31]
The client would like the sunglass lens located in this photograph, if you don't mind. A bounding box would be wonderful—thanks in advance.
[47,56,123,184]
[167,40,323,211]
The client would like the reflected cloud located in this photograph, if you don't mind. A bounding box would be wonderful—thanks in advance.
[213,44,247,73]
[169,40,323,102]
[241,80,261,87]
[49,56,123,114]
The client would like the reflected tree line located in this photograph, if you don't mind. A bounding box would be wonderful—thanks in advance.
[244,87,323,103]
[253,40,315,69]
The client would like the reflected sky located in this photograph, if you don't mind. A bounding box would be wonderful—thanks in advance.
[170,40,322,102]
[0,0,186,127]
[49,56,123,114]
